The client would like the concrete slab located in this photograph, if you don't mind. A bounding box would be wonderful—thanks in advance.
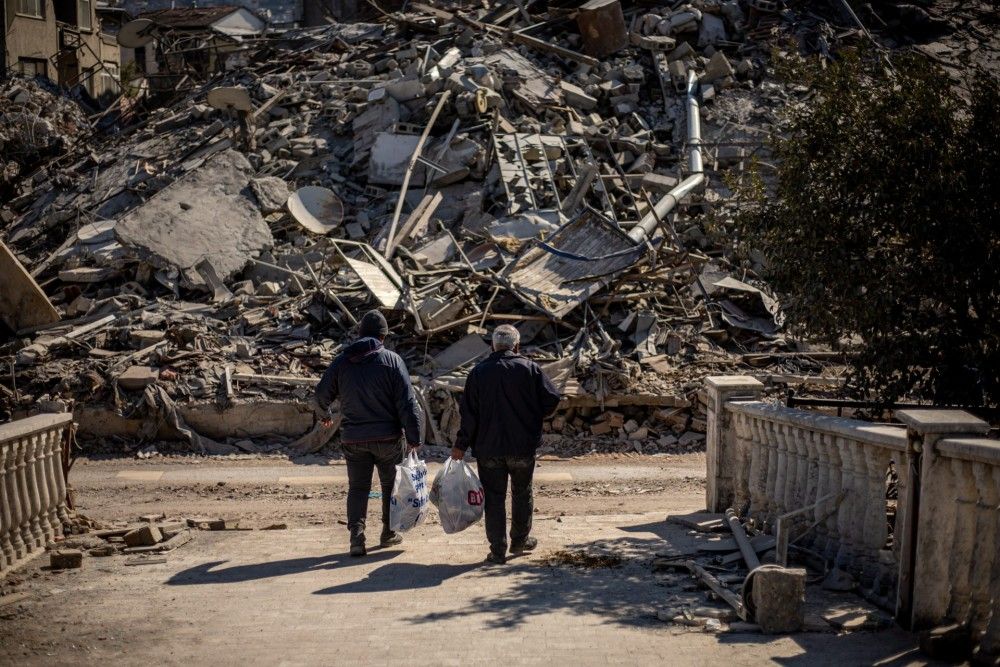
[115,150,273,284]
[0,239,60,332]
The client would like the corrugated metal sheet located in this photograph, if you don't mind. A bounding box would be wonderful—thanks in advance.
[503,210,643,319]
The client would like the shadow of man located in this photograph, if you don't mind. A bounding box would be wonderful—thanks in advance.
[313,562,480,595]
[166,549,402,585]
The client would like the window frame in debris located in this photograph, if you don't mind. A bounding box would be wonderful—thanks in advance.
[17,57,49,78]
[100,61,120,96]
[77,0,93,31]
[16,0,45,19]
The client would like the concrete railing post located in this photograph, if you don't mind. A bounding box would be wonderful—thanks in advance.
[704,376,764,513]
[894,409,989,630]
[969,463,999,639]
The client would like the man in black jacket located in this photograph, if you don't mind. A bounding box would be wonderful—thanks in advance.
[316,310,423,557]
[453,324,561,564]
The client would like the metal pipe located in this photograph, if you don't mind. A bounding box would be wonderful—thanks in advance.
[628,69,705,243]
[725,508,761,570]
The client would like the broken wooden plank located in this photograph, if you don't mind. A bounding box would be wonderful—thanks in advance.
[510,31,599,67]
[386,192,443,258]
[384,90,452,255]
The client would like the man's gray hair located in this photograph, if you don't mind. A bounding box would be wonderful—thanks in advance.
[492,324,521,351]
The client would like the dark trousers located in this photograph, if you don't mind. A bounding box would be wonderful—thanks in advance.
[476,456,535,555]
[343,440,403,542]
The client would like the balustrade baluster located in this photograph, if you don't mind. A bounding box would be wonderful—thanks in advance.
[834,437,857,571]
[763,421,781,526]
[746,417,766,520]
[772,423,791,520]
[810,432,831,552]
[790,426,810,520]
[42,431,63,538]
[0,445,13,572]
[860,446,890,587]
[14,440,39,551]
[52,431,71,528]
[3,441,26,560]
[25,434,46,547]
[32,433,54,544]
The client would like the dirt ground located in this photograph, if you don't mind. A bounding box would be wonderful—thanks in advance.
[65,451,708,527]
[0,452,937,666]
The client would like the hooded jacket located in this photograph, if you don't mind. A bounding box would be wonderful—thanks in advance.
[315,337,423,446]
[455,350,561,458]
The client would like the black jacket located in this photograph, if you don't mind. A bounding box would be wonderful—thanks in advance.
[456,350,561,458]
[315,338,423,446]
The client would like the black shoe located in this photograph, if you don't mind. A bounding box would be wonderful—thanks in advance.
[510,536,537,554]
[485,551,507,565]
[379,531,403,547]
[349,528,366,557]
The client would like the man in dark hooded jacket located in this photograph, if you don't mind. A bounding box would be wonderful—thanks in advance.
[316,310,423,556]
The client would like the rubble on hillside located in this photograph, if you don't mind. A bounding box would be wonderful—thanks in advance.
[8,0,981,457]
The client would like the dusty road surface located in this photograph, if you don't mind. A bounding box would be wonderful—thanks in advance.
[0,453,932,666]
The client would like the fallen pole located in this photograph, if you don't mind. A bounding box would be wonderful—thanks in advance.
[725,508,761,570]
[685,561,748,621]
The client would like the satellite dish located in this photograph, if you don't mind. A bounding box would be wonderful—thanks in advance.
[117,19,157,48]
[287,187,344,235]
[207,86,254,112]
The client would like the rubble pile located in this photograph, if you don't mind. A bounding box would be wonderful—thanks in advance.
[1,0,873,457]
[0,77,93,198]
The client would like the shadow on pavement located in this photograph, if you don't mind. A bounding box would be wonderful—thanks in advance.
[405,534,667,630]
[165,550,401,585]
[313,562,481,595]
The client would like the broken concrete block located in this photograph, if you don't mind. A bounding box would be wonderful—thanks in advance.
[629,426,650,440]
[703,51,735,83]
[698,13,729,47]
[591,421,613,436]
[130,330,166,347]
[123,525,163,547]
[752,566,805,633]
[250,177,290,214]
[115,150,273,284]
[368,133,423,186]
[642,172,680,194]
[116,366,160,391]
[50,549,83,569]
[560,81,598,111]
[577,0,628,57]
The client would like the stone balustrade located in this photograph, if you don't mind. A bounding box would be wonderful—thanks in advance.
[0,413,73,577]
[895,410,996,660]
[706,378,1000,659]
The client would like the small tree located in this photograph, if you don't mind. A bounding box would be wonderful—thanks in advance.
[736,52,1000,405]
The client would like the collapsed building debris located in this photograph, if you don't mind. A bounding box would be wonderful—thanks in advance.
[3,0,956,457]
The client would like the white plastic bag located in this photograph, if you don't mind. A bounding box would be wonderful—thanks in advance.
[429,458,485,534]
[389,450,429,532]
